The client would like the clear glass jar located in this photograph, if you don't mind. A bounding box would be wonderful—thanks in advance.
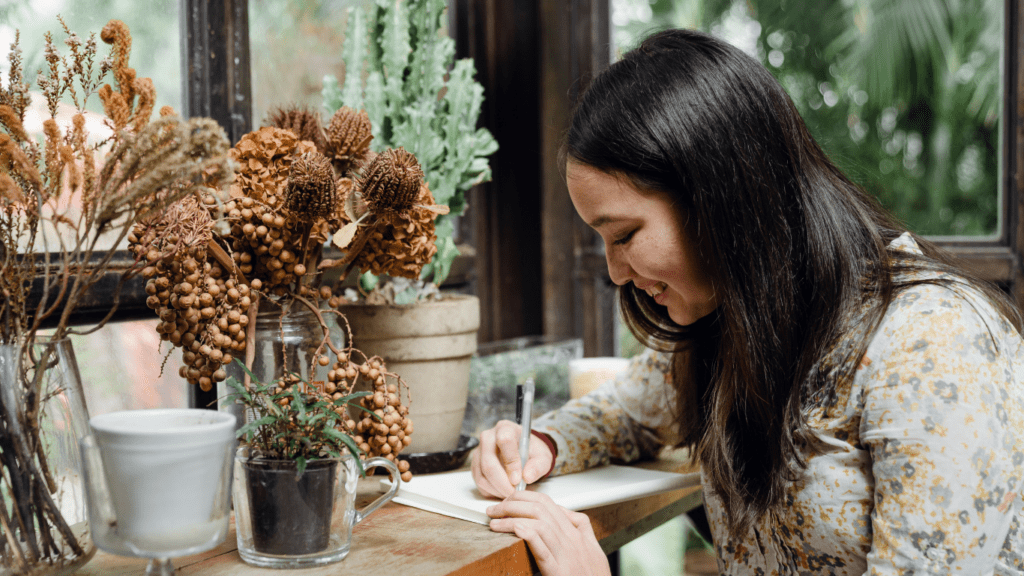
[0,337,95,575]
[220,299,337,428]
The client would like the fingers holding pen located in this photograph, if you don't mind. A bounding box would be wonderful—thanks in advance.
[471,420,554,498]
[471,420,520,498]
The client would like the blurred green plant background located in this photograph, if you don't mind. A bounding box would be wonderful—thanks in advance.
[613,0,1003,237]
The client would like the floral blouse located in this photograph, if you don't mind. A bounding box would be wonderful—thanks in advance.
[533,235,1024,575]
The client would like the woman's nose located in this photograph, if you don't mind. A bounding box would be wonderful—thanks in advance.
[605,251,633,286]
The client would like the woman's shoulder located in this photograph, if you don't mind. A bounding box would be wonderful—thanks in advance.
[883,279,1016,339]
[861,279,1024,384]
[625,346,674,376]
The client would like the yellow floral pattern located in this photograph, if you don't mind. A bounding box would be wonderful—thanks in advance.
[534,235,1024,575]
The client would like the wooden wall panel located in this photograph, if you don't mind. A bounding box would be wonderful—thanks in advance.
[1007,0,1024,307]
[452,0,545,344]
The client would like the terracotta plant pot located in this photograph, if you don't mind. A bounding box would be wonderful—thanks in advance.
[337,295,480,453]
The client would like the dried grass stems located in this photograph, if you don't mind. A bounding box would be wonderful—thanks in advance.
[0,19,232,574]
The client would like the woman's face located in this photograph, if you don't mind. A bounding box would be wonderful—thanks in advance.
[566,162,718,326]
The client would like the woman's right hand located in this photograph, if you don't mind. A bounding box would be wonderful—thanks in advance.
[471,420,554,498]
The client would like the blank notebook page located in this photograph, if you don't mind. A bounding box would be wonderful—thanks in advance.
[384,465,702,525]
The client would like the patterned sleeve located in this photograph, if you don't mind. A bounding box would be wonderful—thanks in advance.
[532,347,684,476]
[857,283,1024,574]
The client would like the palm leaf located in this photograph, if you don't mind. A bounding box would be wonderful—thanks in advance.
[827,0,954,104]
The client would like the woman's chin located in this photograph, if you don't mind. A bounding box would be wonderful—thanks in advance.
[667,302,716,327]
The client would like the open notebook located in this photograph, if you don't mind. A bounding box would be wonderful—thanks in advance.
[383,465,702,525]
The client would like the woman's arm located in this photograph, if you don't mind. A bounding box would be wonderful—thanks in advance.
[534,347,681,476]
[859,283,1024,573]
[471,347,681,497]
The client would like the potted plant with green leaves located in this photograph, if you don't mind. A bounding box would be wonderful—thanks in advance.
[318,0,498,455]
[225,349,406,569]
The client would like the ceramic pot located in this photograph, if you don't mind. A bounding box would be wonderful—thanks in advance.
[83,409,236,556]
[336,295,480,453]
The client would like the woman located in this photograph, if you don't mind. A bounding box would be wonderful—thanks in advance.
[471,29,1024,575]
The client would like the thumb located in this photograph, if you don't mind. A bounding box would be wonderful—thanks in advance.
[522,447,552,484]
[522,459,545,484]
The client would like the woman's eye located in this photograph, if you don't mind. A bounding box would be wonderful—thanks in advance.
[612,230,636,246]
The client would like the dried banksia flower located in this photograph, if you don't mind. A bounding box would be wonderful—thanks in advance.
[352,183,440,280]
[324,106,372,173]
[360,148,424,215]
[286,152,337,220]
[266,104,326,152]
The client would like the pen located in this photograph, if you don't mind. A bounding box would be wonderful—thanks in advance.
[515,378,535,492]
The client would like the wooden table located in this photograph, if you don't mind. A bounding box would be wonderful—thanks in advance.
[80,450,701,575]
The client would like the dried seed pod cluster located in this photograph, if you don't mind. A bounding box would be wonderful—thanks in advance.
[348,357,413,482]
[224,127,331,296]
[268,350,414,482]
[360,148,423,214]
[285,152,337,221]
[132,102,442,469]
[266,104,326,151]
[323,106,374,173]
[335,179,442,281]
[261,105,445,285]
[128,193,251,392]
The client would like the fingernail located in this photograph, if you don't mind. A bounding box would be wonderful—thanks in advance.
[485,505,495,515]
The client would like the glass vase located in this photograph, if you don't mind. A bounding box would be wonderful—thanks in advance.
[0,337,95,575]
[221,299,335,426]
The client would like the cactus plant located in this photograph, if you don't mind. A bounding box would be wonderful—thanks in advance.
[322,0,497,298]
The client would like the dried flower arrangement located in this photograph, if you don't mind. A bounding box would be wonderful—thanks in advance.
[127,94,450,481]
[322,0,497,303]
[0,18,232,574]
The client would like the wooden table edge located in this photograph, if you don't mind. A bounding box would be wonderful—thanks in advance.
[82,451,702,576]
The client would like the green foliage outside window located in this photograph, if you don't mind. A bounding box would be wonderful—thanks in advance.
[612,0,1002,236]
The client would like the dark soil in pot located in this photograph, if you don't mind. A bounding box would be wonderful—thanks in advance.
[243,458,337,555]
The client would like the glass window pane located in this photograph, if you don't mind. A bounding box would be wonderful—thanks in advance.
[1,0,182,252]
[0,0,181,115]
[611,0,1003,238]
[247,1,357,129]
[50,319,189,416]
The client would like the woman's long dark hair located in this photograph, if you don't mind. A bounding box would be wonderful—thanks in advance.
[564,29,1021,537]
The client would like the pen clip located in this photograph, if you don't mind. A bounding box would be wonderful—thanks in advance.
[515,383,524,424]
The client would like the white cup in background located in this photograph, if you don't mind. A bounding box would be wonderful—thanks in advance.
[568,357,630,399]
